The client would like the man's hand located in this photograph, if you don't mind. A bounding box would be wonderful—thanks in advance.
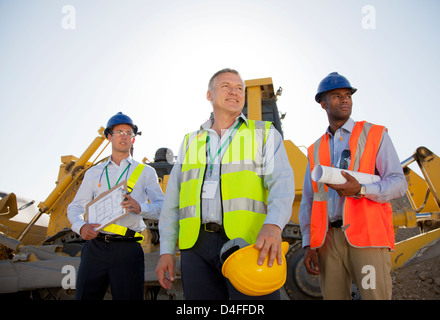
[121,194,141,214]
[303,246,320,275]
[326,171,362,197]
[79,223,100,240]
[155,254,175,290]
[255,224,283,267]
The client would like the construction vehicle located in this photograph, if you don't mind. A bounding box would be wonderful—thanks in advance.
[0,77,439,300]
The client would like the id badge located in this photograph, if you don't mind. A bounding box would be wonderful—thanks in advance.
[201,181,218,199]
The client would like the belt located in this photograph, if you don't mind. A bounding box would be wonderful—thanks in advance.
[101,224,144,244]
[203,223,224,233]
[330,220,343,229]
[96,233,143,243]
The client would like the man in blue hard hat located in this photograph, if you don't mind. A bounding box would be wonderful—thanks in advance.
[299,72,407,299]
[68,112,164,300]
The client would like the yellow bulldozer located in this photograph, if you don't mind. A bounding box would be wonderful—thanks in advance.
[1,77,439,300]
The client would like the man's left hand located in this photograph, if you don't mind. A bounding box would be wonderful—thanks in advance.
[255,224,282,267]
[121,194,141,214]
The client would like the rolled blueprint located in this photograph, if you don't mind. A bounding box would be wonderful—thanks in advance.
[311,165,381,185]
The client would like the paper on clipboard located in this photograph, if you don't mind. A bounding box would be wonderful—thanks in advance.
[85,180,129,231]
[311,165,380,185]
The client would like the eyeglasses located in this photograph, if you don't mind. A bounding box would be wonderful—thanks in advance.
[111,130,135,138]
[340,149,351,170]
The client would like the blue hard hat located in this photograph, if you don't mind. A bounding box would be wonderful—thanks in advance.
[315,72,357,103]
[104,112,138,137]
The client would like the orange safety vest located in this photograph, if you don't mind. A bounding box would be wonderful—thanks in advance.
[308,121,395,250]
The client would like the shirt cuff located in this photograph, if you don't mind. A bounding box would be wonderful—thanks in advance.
[71,221,86,236]
[160,240,177,255]
[364,183,379,197]
[264,212,289,231]
[302,233,311,248]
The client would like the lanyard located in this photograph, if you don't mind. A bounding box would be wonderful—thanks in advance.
[206,120,242,174]
[105,163,131,190]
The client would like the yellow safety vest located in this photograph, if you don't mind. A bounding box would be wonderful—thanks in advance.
[102,163,146,243]
[178,119,271,249]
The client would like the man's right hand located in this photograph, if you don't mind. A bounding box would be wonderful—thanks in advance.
[303,246,320,275]
[79,223,100,240]
[155,254,175,290]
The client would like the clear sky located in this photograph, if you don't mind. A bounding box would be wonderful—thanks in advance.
[1,0,439,202]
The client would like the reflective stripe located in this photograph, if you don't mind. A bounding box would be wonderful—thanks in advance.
[179,205,196,220]
[309,133,329,197]
[221,162,256,174]
[351,122,372,172]
[182,131,207,167]
[181,168,202,182]
[313,191,328,202]
[254,121,267,167]
[179,130,206,217]
[183,132,198,158]
[313,137,322,166]
[223,198,267,215]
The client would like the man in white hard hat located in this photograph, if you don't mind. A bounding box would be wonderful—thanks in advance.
[155,69,295,299]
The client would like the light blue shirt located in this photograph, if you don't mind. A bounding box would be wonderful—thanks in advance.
[67,155,164,235]
[299,118,407,247]
[159,114,295,255]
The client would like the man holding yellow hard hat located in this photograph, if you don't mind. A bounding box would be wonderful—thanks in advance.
[155,69,295,299]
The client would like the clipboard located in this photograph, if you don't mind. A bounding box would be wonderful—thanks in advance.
[85,180,129,231]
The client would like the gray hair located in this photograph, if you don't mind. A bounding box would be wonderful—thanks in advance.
[208,68,242,91]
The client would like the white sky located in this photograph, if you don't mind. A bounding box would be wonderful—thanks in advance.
[1,0,439,202]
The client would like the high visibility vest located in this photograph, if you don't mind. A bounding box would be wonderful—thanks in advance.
[178,120,271,250]
[102,163,146,243]
[308,121,395,250]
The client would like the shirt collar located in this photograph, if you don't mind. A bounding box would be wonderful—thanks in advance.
[325,117,355,137]
[103,154,134,167]
[201,112,248,130]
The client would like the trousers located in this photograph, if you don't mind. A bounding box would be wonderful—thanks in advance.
[75,238,145,300]
[180,226,280,300]
[317,227,392,300]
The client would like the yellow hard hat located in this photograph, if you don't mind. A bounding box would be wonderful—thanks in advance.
[221,239,289,296]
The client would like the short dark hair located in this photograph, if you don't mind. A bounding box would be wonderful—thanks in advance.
[208,68,241,91]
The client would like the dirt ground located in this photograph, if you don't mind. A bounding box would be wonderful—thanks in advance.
[391,229,440,300]
[392,254,440,300]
